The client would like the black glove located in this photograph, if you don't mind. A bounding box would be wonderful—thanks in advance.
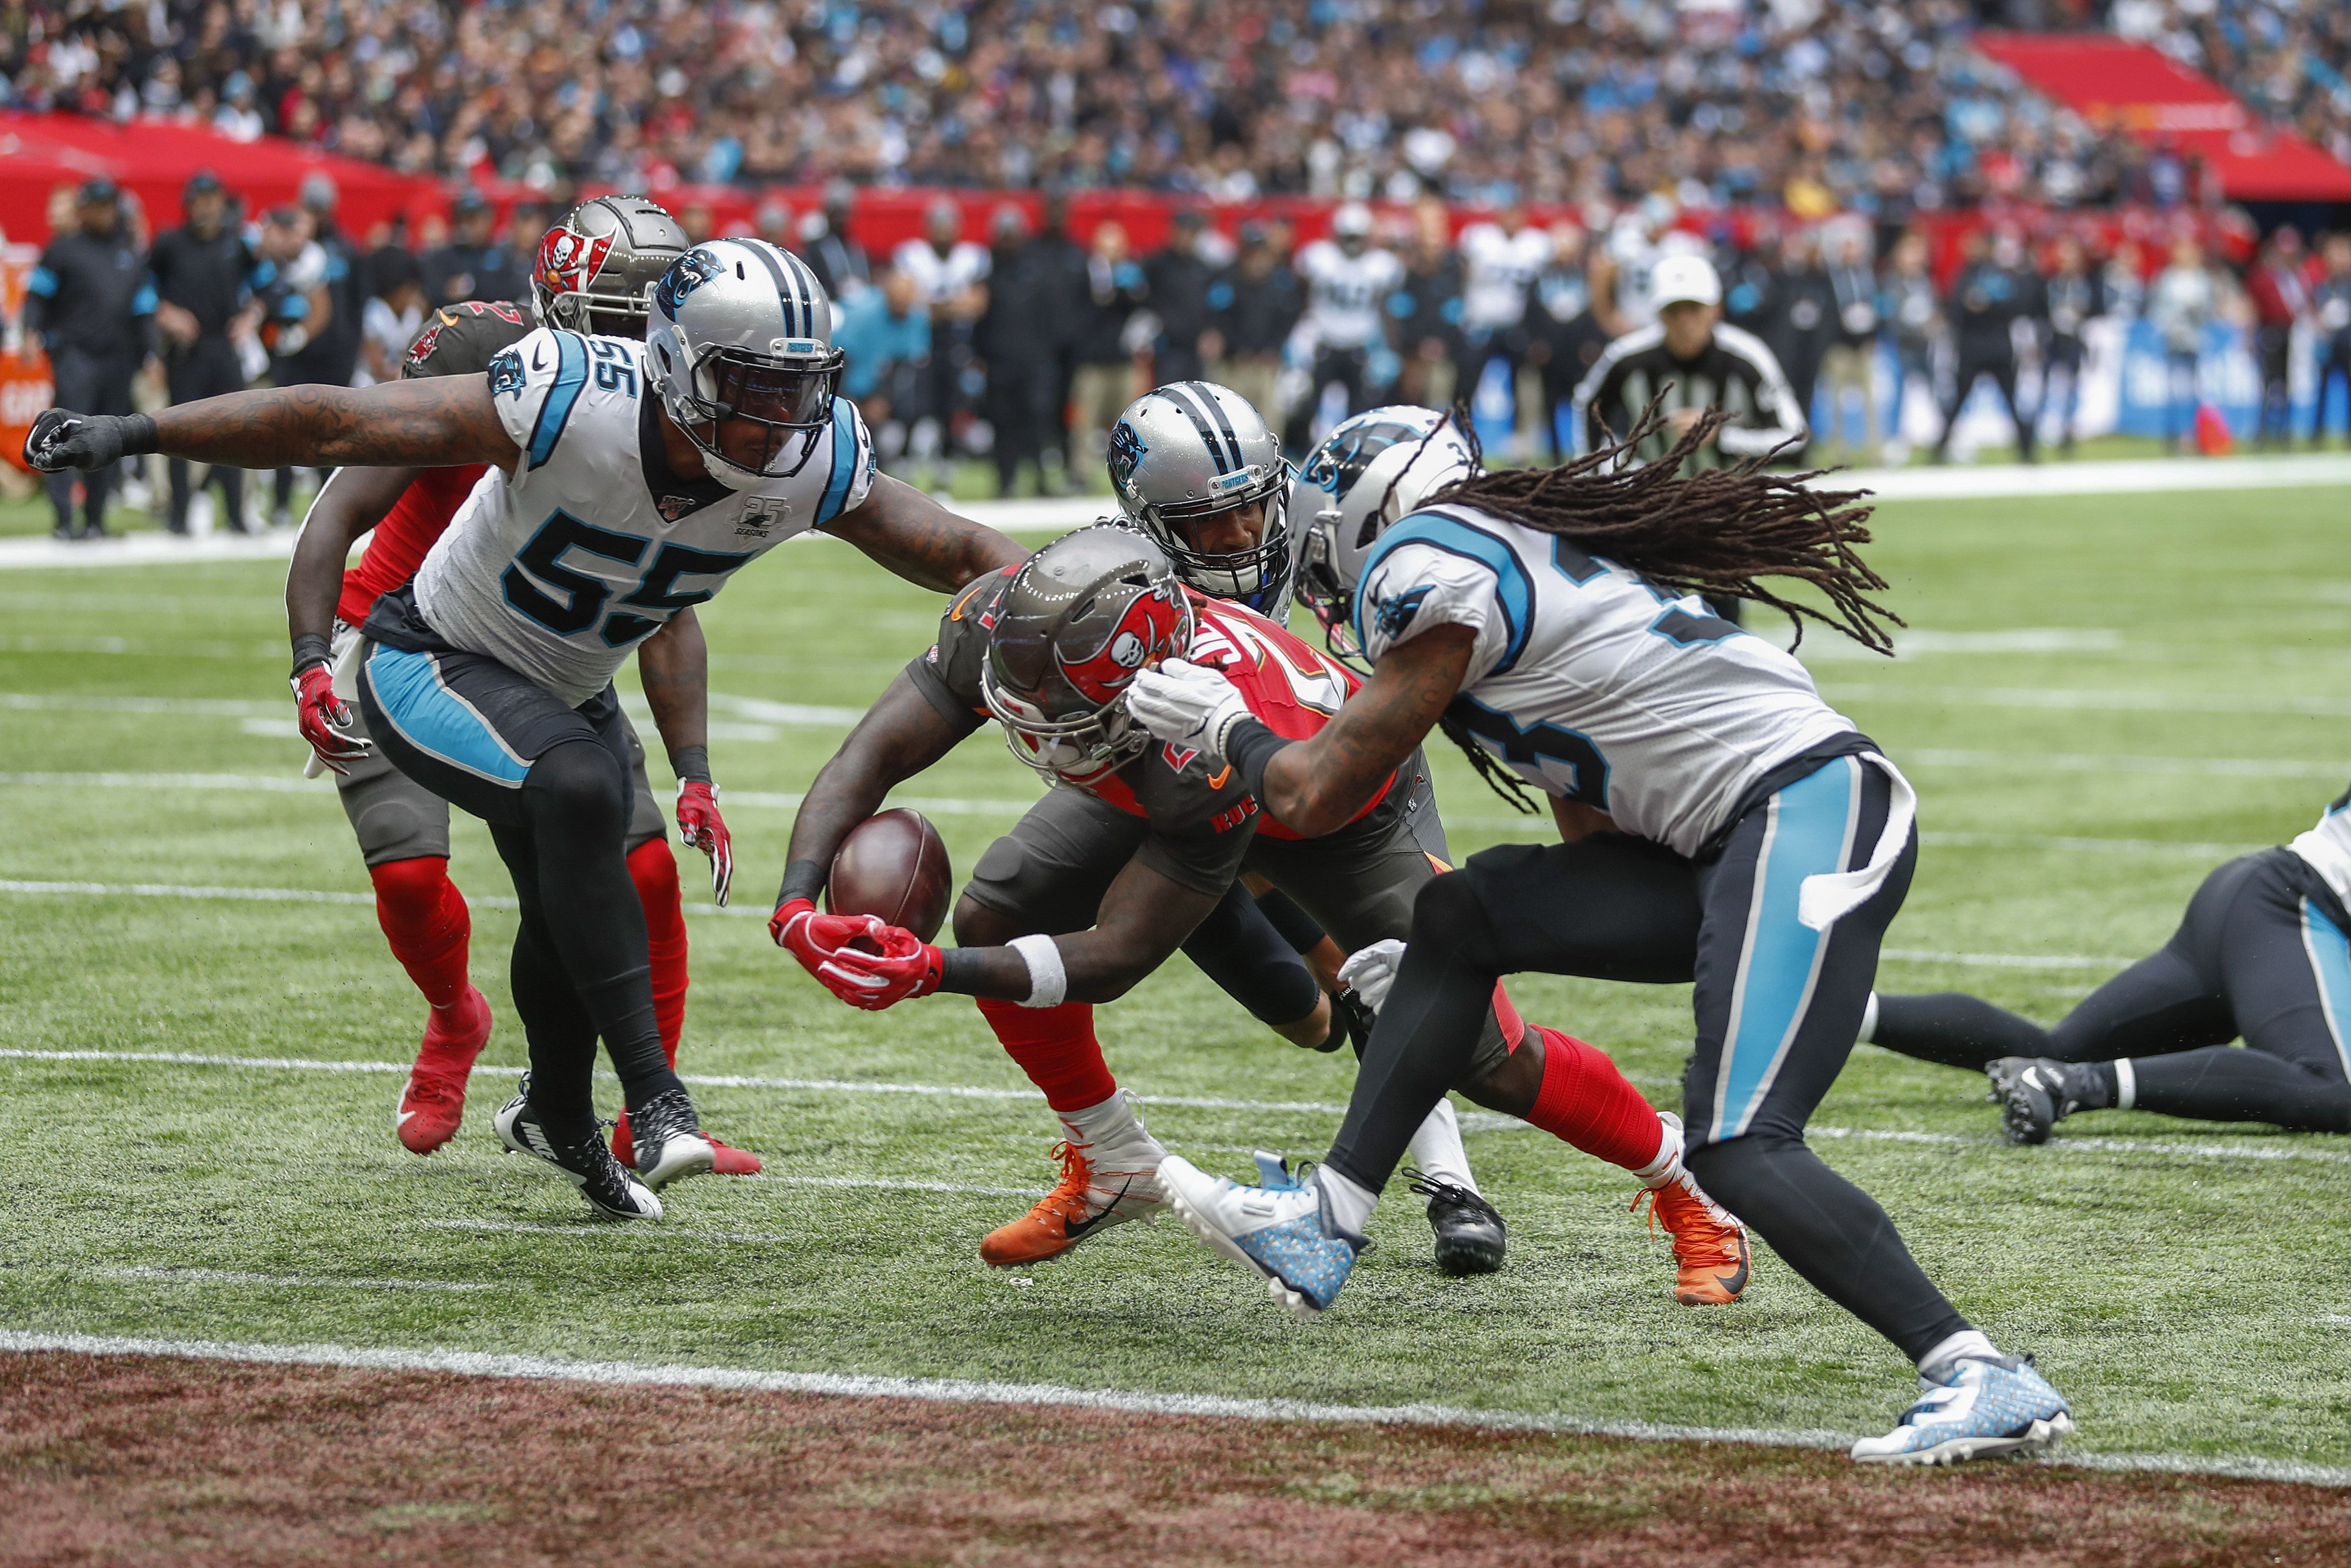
[22,409,156,473]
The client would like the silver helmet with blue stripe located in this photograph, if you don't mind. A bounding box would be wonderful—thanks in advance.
[1107,381,1294,614]
[646,238,845,490]
[1288,405,1480,662]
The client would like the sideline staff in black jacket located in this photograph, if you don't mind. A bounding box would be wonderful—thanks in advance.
[21,179,154,539]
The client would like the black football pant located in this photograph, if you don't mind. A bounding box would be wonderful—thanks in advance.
[1873,850,2351,1132]
[1329,755,1974,1364]
[164,336,247,533]
[1934,349,2032,460]
[355,632,683,1139]
[46,348,137,535]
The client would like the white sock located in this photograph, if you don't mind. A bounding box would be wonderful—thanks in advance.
[1916,1328,2001,1384]
[1058,1089,1163,1167]
[2113,1058,2137,1112]
[1859,991,1881,1046]
[1634,1111,1685,1190]
[1313,1164,1378,1238]
[1404,1098,1479,1195]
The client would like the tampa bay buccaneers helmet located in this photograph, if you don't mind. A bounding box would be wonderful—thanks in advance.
[532,195,691,336]
[982,527,1196,781]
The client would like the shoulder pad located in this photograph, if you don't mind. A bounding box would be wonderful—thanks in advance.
[402,299,534,379]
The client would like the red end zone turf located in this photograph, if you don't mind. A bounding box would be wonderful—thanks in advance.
[5,1351,2347,1567]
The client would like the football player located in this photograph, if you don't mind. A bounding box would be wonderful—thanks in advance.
[26,238,1026,1220]
[284,197,758,1174]
[1285,203,1403,449]
[1862,780,2351,1142]
[1122,404,2075,1465]
[771,525,1747,1295]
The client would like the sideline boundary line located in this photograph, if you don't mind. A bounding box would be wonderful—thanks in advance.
[2,1329,2343,1488]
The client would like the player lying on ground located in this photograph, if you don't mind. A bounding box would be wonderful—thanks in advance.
[774,525,1747,1294]
[1863,779,2351,1143]
[282,199,753,1174]
[1123,403,2074,1465]
[29,237,1026,1220]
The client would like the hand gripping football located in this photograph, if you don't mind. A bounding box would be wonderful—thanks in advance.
[825,808,952,943]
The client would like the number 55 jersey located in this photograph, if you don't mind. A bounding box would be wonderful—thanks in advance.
[1355,503,1861,858]
[409,325,875,706]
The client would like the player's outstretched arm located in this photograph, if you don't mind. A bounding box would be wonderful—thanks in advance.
[24,377,519,476]
[1129,626,1477,838]
[821,474,1027,593]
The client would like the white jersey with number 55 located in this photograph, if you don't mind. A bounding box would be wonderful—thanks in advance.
[1356,502,1854,857]
[414,325,874,706]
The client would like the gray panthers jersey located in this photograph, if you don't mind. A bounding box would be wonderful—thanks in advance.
[1357,501,1854,857]
[415,325,874,706]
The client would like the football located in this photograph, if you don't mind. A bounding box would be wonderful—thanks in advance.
[825,808,953,941]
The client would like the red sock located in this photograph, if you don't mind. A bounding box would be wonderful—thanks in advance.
[369,857,471,1015]
[1524,1025,1667,1173]
[975,997,1118,1113]
[627,838,689,1068]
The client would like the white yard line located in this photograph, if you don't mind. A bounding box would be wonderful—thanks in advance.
[1908,750,2346,780]
[1823,683,2351,718]
[102,1266,495,1293]
[0,1327,2342,1487]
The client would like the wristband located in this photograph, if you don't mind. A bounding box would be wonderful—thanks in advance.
[290,632,333,677]
[669,744,713,784]
[120,412,159,457]
[777,858,826,910]
[939,946,987,994]
[1006,933,1067,1009]
[1222,717,1291,810]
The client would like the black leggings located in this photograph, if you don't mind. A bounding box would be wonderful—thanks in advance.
[1874,850,2351,1132]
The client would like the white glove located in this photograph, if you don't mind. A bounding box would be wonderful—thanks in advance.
[1337,939,1407,1014]
[1124,657,1253,760]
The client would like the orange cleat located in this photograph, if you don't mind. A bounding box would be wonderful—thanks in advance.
[395,986,491,1155]
[1633,1167,1752,1305]
[979,1140,1164,1267]
[611,1110,762,1176]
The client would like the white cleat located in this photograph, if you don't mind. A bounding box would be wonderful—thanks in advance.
[1850,1355,2074,1465]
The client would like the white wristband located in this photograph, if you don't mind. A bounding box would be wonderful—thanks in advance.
[1007,932,1067,1009]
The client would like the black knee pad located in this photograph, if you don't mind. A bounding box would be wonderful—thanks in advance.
[1409,869,1496,960]
[521,739,630,840]
[1183,888,1322,1026]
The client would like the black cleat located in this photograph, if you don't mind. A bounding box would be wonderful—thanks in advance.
[492,1076,662,1219]
[1987,1057,2091,1146]
[626,1086,715,1189]
[1407,1168,1507,1276]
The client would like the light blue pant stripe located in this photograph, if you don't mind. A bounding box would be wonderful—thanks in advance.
[1711,758,1862,1141]
[363,646,531,788]
[2299,898,2351,1085]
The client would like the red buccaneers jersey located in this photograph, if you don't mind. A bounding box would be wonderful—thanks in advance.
[333,300,532,627]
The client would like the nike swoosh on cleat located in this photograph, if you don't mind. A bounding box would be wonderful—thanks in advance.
[1060,1174,1139,1242]
[396,1110,416,1126]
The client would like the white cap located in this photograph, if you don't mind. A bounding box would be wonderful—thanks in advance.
[1650,253,1720,309]
[1332,201,1373,238]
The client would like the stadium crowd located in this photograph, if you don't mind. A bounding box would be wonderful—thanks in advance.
[5,0,2341,212]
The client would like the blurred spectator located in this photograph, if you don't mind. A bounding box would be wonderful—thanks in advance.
[2104,239,2150,321]
[2148,237,2219,452]
[280,175,363,390]
[1287,202,1400,449]
[148,170,255,534]
[1457,203,1552,451]
[21,179,154,540]
[421,193,525,309]
[1524,220,1612,458]
[1069,221,1146,471]
[677,203,717,245]
[1882,230,1941,452]
[891,199,989,490]
[1389,201,1468,410]
[1017,191,1092,489]
[1207,221,1302,436]
[1765,231,1835,447]
[834,269,933,479]
[361,248,428,386]
[1143,209,1217,387]
[2243,227,2310,449]
[1818,228,1882,465]
[754,200,795,252]
[2039,234,2105,456]
[798,181,871,306]
[2312,235,2351,446]
[1934,228,2037,463]
[252,203,335,526]
[975,205,1046,496]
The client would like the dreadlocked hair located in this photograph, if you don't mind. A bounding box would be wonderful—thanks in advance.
[1407,395,1901,814]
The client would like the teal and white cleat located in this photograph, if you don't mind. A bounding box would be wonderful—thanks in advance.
[1850,1355,2074,1465]
[1159,1153,1368,1321]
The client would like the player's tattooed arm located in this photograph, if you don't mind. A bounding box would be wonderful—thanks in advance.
[285,463,422,656]
[151,377,521,473]
[784,671,973,880]
[1259,625,1478,837]
[942,856,1223,1004]
[636,608,710,764]
[821,474,1028,592]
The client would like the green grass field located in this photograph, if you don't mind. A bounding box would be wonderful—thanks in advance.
[3,480,2348,1485]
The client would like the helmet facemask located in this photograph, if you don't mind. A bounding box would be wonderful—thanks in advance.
[1144,471,1293,609]
[980,565,1196,783]
[661,340,845,484]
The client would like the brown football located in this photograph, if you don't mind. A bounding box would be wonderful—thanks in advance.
[825,808,953,942]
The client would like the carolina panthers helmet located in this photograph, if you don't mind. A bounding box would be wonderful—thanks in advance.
[531,195,690,336]
[646,238,845,490]
[1288,406,1480,660]
[981,527,1196,782]
[1107,381,1294,613]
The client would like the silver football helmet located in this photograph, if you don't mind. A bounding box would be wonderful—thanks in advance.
[1107,381,1293,614]
[646,238,845,490]
[1288,405,1480,662]
[531,195,689,336]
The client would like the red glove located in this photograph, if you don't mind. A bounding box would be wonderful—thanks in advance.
[290,661,370,775]
[772,897,893,1002]
[821,924,945,1011]
[674,780,732,905]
